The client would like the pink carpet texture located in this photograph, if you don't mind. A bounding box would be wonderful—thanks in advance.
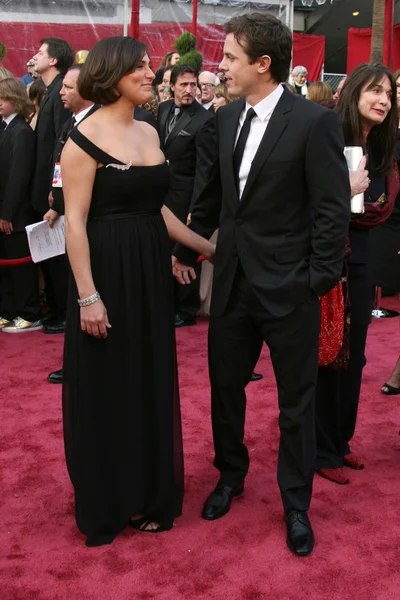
[1,298,400,600]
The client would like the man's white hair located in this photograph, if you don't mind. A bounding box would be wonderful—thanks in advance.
[199,71,220,86]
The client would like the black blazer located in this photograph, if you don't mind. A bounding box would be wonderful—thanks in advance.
[51,104,100,215]
[135,106,157,129]
[31,73,71,213]
[0,115,35,231]
[175,88,351,318]
[157,99,217,223]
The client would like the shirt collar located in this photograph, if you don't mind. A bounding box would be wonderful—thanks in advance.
[4,113,18,126]
[46,72,64,93]
[73,104,95,124]
[244,84,284,121]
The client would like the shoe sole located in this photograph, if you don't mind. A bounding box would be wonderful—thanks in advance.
[286,538,314,557]
[2,325,43,333]
[201,485,244,521]
[43,329,65,334]
[47,378,63,384]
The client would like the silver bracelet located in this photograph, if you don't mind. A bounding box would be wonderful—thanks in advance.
[77,291,101,307]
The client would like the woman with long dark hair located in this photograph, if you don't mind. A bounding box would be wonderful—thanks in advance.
[315,63,399,484]
[61,37,215,546]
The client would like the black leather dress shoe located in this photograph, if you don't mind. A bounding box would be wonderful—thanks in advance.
[250,372,263,382]
[285,510,314,556]
[47,368,63,384]
[175,315,196,328]
[44,320,66,334]
[202,481,244,520]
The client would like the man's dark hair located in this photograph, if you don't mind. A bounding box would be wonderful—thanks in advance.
[224,13,292,84]
[78,37,147,105]
[68,63,84,72]
[170,64,198,87]
[336,63,398,174]
[40,38,75,74]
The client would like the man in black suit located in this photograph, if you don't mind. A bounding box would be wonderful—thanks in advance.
[31,37,74,332]
[173,14,350,555]
[44,64,99,383]
[158,64,217,327]
[0,88,41,331]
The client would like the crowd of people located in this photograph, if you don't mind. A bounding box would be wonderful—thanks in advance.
[0,12,399,556]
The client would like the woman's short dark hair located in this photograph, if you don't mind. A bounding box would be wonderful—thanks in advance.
[336,63,398,174]
[28,78,46,106]
[78,36,148,105]
[170,64,198,87]
[40,38,75,74]
[224,13,292,84]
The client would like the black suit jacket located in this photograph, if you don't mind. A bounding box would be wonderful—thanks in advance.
[51,104,100,215]
[0,115,35,231]
[175,88,351,318]
[31,73,71,213]
[157,99,217,223]
[135,106,157,129]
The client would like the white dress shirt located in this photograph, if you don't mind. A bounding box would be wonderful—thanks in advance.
[74,104,95,125]
[235,84,284,199]
[202,101,213,111]
[3,113,18,128]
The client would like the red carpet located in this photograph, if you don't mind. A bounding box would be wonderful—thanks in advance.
[1,300,400,600]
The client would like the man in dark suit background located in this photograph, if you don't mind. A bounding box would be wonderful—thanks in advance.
[0,79,41,332]
[44,64,99,383]
[31,37,74,332]
[158,64,217,327]
[173,14,350,555]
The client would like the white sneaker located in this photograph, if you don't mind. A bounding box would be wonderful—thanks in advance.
[0,317,13,328]
[2,317,43,333]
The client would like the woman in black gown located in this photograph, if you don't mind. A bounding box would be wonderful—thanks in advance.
[61,37,215,546]
[369,69,400,396]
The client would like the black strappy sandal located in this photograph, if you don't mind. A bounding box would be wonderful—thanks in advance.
[129,516,172,534]
[381,382,400,395]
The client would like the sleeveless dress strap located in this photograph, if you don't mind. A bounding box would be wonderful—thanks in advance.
[69,128,125,166]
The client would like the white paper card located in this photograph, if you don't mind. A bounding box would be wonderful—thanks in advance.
[25,217,65,263]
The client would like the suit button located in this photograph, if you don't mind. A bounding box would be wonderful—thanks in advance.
[236,218,243,226]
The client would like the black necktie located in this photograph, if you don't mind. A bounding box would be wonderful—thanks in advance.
[233,107,256,192]
[0,120,5,130]
[165,106,180,143]
[66,116,76,138]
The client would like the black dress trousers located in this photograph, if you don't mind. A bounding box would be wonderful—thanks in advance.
[0,231,40,321]
[208,265,320,513]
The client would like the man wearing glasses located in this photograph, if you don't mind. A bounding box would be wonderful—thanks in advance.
[199,71,220,111]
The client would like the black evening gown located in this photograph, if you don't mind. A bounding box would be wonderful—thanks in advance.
[62,128,184,546]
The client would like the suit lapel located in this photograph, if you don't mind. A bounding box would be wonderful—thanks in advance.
[165,109,192,147]
[220,99,245,205]
[240,88,293,205]
[158,101,172,149]
[0,115,21,149]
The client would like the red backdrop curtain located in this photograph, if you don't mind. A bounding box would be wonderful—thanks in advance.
[1,22,325,81]
[347,25,400,73]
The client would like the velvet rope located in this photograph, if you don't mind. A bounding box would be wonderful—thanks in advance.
[0,256,33,267]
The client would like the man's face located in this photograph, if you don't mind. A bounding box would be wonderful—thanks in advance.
[60,69,82,112]
[217,70,226,83]
[33,43,56,75]
[171,73,197,107]
[199,73,215,104]
[333,77,346,101]
[162,69,171,90]
[219,33,260,99]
